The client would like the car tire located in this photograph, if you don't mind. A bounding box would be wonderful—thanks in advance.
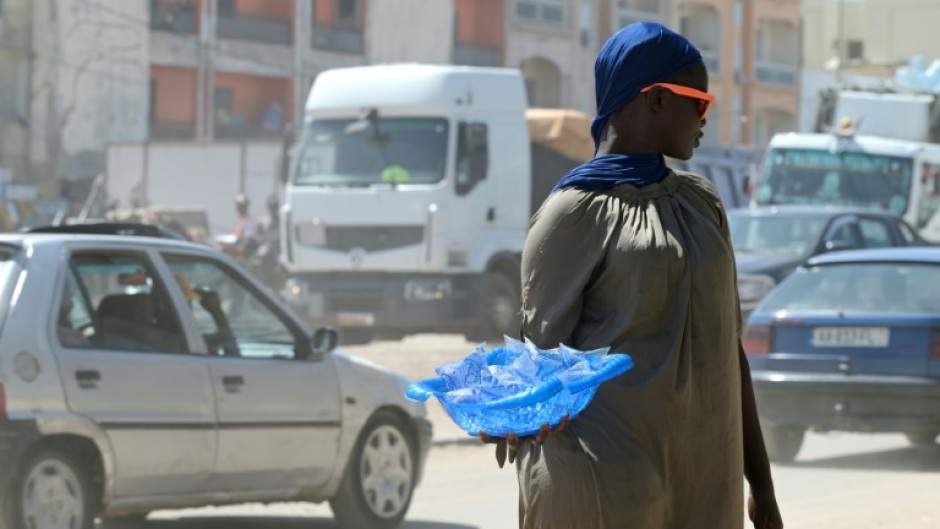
[905,431,939,446]
[764,424,804,464]
[479,272,521,343]
[330,410,417,529]
[8,448,96,529]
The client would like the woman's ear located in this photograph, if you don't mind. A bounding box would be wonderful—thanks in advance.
[644,87,667,114]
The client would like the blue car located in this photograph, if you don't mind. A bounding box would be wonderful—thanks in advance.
[744,247,940,463]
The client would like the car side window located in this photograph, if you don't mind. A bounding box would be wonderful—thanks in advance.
[163,254,298,360]
[825,222,862,249]
[56,270,96,349]
[858,219,893,248]
[68,252,189,354]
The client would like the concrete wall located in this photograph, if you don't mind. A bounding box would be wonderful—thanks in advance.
[367,0,454,65]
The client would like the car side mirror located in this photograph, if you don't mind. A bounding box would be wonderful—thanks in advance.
[311,327,338,355]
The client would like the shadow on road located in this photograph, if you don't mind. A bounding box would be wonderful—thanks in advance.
[100,517,477,529]
[791,445,940,472]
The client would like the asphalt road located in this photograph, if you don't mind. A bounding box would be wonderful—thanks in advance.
[105,335,940,529]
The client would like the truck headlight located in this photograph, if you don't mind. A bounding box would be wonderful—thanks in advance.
[737,274,776,304]
[404,279,452,302]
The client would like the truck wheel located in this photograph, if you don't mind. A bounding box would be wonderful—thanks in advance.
[330,411,417,529]
[9,448,96,529]
[480,273,521,343]
[764,424,804,464]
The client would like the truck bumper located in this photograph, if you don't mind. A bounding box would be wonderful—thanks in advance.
[283,273,485,334]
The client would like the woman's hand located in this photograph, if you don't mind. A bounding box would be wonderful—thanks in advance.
[479,415,571,468]
[747,489,783,529]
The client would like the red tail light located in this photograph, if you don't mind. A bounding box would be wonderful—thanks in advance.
[931,330,940,360]
[743,325,773,355]
[0,383,6,420]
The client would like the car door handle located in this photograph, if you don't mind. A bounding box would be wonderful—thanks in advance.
[75,370,100,389]
[222,376,245,392]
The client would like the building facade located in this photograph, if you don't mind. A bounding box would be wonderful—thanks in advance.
[800,0,940,131]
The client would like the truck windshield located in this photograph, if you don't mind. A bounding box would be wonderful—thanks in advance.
[293,118,448,187]
[754,148,914,215]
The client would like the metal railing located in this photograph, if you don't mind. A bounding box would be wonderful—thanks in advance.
[452,43,502,67]
[217,13,293,46]
[755,60,797,86]
[311,23,364,54]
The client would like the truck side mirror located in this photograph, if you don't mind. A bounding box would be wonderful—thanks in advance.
[311,327,338,355]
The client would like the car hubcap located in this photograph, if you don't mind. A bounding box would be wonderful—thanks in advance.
[22,459,85,529]
[360,425,413,519]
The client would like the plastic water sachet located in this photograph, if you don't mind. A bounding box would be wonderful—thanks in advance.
[406,336,634,437]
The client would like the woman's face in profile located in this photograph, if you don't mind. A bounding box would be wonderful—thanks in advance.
[659,61,710,161]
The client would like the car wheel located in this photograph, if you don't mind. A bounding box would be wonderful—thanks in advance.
[480,273,521,343]
[905,431,939,446]
[10,448,96,529]
[330,410,417,529]
[764,425,804,464]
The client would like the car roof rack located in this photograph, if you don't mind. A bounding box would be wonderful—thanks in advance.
[26,222,188,241]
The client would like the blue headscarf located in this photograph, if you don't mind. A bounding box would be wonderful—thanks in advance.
[553,22,702,193]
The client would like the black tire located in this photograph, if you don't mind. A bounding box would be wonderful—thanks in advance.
[906,431,939,446]
[8,448,96,529]
[764,424,805,464]
[479,272,521,343]
[330,410,417,529]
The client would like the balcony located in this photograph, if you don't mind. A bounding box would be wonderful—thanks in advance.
[756,61,797,86]
[150,120,196,140]
[150,0,197,35]
[217,13,292,46]
[452,43,502,67]
[312,23,364,54]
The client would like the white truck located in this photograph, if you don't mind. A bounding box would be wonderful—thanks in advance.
[278,64,594,344]
[753,88,940,241]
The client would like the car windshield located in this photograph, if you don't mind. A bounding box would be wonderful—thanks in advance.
[754,148,915,215]
[761,262,940,313]
[728,212,828,258]
[293,117,449,187]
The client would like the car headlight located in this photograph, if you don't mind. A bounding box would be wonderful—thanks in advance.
[404,279,452,302]
[737,274,776,304]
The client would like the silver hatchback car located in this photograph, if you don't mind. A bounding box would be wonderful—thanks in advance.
[0,224,431,529]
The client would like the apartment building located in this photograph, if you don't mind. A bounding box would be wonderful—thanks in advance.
[800,0,940,131]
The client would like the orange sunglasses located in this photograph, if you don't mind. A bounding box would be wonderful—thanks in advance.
[640,83,715,120]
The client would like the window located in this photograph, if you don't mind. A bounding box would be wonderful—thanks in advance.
[847,40,864,60]
[515,0,566,27]
[63,252,188,353]
[825,223,862,249]
[858,219,892,248]
[218,0,236,17]
[165,255,298,360]
[338,0,358,20]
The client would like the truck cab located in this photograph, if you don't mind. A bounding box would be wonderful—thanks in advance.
[279,64,541,344]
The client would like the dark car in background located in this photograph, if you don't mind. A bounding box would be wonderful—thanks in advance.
[729,206,926,315]
[744,247,940,463]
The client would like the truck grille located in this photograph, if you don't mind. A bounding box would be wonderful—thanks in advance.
[324,226,424,252]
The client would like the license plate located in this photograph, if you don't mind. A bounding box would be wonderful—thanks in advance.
[812,327,890,348]
[332,312,376,327]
